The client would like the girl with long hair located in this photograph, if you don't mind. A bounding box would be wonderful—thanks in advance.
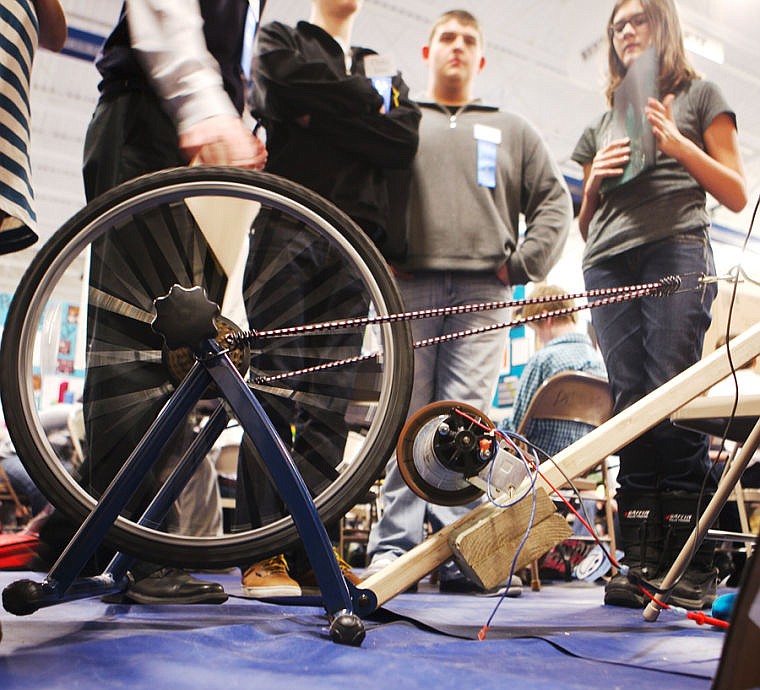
[572,0,747,610]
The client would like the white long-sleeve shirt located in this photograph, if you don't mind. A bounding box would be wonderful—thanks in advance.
[124,0,243,133]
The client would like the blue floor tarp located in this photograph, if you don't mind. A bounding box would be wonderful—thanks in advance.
[0,571,726,689]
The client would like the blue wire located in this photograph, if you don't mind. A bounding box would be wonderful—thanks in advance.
[482,428,539,629]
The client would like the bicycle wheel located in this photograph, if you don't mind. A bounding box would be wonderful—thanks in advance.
[0,167,412,568]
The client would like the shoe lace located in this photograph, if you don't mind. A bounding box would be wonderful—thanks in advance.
[332,547,353,574]
[246,553,289,577]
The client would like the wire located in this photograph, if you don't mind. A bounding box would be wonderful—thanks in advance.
[453,408,626,638]
[530,442,623,571]
[448,410,539,639]
[639,587,730,629]
[444,407,537,509]
[482,430,540,628]
[485,431,538,509]
[499,429,623,571]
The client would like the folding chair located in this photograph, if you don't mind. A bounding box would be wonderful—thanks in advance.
[516,371,614,590]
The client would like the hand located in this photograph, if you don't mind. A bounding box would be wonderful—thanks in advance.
[496,262,510,286]
[179,115,267,169]
[584,137,631,201]
[645,95,685,159]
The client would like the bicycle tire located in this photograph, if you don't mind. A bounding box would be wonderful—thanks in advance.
[0,167,412,568]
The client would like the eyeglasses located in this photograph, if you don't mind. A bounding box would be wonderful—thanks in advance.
[609,12,649,37]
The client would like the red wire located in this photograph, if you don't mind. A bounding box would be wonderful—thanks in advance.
[686,611,730,628]
[454,409,729,635]
[641,584,731,629]
[454,408,622,568]
[532,465,624,570]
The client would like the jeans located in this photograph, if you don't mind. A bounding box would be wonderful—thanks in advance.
[1,454,48,516]
[366,271,510,578]
[583,229,717,493]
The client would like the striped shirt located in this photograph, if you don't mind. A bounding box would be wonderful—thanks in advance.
[0,0,38,233]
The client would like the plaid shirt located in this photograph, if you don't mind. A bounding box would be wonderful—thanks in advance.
[499,333,607,457]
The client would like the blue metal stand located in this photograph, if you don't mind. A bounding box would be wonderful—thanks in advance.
[2,286,373,645]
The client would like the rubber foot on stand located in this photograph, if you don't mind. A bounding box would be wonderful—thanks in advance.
[329,612,365,646]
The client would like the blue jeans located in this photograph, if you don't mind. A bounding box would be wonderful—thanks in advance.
[1,454,49,516]
[583,229,717,493]
[366,271,511,577]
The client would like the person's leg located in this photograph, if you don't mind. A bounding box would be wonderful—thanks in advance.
[70,92,226,603]
[233,210,304,596]
[638,230,718,609]
[235,209,302,533]
[588,230,718,608]
[291,236,368,494]
[236,212,369,594]
[585,254,657,492]
[165,455,223,538]
[1,455,48,516]
[424,271,511,584]
[366,272,443,565]
[637,230,717,493]
[585,253,661,606]
[368,271,513,589]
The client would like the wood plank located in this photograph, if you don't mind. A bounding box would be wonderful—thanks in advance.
[537,322,760,492]
[451,488,572,589]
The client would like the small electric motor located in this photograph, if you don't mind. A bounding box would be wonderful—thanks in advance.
[396,401,497,506]
[396,400,531,506]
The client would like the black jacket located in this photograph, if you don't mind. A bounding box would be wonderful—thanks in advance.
[96,0,252,113]
[252,20,420,250]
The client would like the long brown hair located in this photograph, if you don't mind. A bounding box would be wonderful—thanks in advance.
[605,0,699,106]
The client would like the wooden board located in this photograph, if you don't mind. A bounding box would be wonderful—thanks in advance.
[451,488,572,589]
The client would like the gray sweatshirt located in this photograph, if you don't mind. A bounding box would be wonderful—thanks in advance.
[400,101,571,285]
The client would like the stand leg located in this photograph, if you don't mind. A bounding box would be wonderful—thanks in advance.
[204,342,370,643]
[643,417,760,621]
[2,363,211,615]
[103,403,231,583]
[4,337,370,645]
[601,458,618,576]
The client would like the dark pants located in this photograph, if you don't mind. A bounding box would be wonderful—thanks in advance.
[40,91,222,573]
[234,209,367,543]
[584,229,717,493]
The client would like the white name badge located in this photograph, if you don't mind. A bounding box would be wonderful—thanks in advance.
[473,123,502,145]
[364,53,397,78]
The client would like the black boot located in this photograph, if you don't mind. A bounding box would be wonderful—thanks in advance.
[660,491,718,610]
[604,492,663,608]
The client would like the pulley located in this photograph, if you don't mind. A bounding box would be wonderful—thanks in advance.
[397,401,497,506]
[397,400,533,506]
[154,285,250,397]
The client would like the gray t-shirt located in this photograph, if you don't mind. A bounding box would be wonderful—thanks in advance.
[572,79,735,271]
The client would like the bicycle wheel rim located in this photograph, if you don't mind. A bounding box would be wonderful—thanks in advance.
[1,167,412,567]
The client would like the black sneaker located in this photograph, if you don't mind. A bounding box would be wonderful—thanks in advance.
[668,567,718,610]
